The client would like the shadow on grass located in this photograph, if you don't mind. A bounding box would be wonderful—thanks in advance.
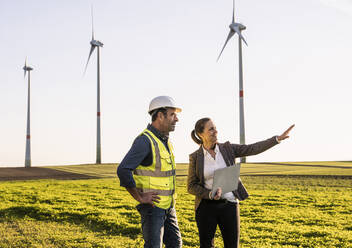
[302,230,328,238]
[0,206,140,238]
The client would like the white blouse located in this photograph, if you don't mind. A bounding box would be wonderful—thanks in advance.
[202,144,238,203]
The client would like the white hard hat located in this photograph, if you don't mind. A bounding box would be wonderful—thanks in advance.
[148,96,182,115]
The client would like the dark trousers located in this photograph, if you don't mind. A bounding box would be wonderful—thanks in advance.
[137,204,182,248]
[195,199,240,248]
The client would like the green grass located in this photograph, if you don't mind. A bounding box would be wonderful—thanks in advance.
[0,162,352,247]
[0,178,144,248]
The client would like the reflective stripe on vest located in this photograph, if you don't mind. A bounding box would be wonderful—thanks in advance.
[137,188,174,196]
[134,170,175,177]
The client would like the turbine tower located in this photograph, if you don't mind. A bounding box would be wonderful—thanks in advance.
[84,7,103,164]
[217,0,248,163]
[23,59,33,168]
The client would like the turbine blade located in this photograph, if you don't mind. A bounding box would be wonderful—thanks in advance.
[232,0,235,23]
[24,58,27,78]
[84,45,96,74]
[217,31,235,61]
[91,5,94,40]
[233,26,248,46]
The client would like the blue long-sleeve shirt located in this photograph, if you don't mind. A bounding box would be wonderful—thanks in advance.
[117,124,170,188]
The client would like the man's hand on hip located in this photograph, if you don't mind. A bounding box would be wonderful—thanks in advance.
[126,187,160,207]
[140,192,161,206]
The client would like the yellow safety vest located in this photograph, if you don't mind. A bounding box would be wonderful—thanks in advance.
[133,129,176,209]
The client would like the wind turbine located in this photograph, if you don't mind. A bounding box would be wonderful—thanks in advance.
[217,0,248,163]
[84,7,104,164]
[23,59,33,168]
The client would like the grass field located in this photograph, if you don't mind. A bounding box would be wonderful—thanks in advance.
[0,162,351,247]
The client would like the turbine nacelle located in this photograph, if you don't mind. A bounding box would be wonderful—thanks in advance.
[23,66,33,71]
[229,22,246,32]
[23,59,33,72]
[90,39,104,47]
[23,60,33,78]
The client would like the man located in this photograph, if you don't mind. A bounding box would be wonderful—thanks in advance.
[117,96,182,248]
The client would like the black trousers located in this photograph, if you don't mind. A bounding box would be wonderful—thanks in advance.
[195,199,240,248]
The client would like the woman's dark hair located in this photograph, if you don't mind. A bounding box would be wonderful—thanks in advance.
[191,117,210,145]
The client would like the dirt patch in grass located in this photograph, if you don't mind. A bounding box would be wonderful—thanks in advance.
[0,167,100,181]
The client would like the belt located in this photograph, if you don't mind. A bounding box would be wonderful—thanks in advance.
[203,199,235,204]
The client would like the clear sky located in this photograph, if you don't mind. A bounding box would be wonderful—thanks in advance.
[1,0,351,167]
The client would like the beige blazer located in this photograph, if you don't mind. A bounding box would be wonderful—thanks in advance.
[187,136,278,211]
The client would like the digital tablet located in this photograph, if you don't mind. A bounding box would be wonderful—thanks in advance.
[212,163,241,198]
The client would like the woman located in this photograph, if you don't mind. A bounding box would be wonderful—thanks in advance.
[187,118,294,248]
